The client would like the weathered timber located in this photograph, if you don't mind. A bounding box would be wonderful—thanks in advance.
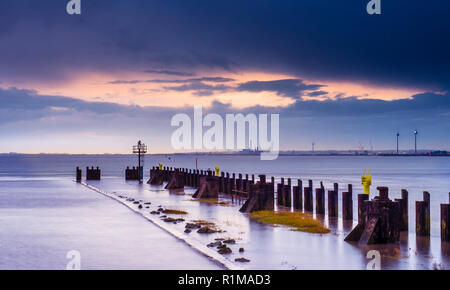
[416,191,431,237]
[342,184,353,220]
[192,172,219,199]
[328,183,338,217]
[284,178,292,207]
[125,166,143,180]
[304,183,313,212]
[358,194,369,224]
[240,175,274,213]
[277,178,285,206]
[147,167,164,185]
[315,187,325,214]
[442,193,450,242]
[293,179,303,211]
[394,189,409,231]
[345,186,401,244]
[76,167,82,182]
[86,166,101,180]
[165,169,185,189]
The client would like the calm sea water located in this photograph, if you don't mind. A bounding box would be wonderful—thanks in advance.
[0,154,449,269]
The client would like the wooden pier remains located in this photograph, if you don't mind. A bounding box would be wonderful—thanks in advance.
[76,165,449,244]
[86,166,101,180]
[345,187,401,244]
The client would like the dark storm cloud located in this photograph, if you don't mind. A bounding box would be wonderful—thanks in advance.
[236,79,324,99]
[0,87,136,116]
[0,0,449,90]
[192,90,215,97]
[284,92,450,118]
[307,91,328,97]
[144,69,196,77]
[109,77,325,99]
[2,87,448,125]
[162,82,231,94]
[108,77,235,84]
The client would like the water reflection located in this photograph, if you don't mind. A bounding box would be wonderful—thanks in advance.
[87,176,450,270]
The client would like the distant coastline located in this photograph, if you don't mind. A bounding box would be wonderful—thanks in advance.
[0,150,448,157]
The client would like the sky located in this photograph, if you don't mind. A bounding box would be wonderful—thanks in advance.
[0,0,449,153]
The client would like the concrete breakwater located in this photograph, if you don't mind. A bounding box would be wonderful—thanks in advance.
[78,181,243,270]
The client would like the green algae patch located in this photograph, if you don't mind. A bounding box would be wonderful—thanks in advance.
[191,220,226,233]
[249,211,330,234]
[191,219,216,226]
[189,198,230,206]
[162,209,188,215]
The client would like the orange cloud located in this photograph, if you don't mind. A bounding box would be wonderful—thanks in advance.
[1,70,426,109]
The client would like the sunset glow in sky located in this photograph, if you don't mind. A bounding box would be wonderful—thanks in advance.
[0,1,449,153]
[2,71,426,109]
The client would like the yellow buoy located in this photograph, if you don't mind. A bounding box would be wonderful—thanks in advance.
[361,168,372,195]
[214,166,220,176]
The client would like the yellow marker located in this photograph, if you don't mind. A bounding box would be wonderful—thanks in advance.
[361,168,372,195]
[158,162,163,170]
[214,166,220,176]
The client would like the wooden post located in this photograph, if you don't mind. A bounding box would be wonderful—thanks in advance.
[293,179,303,211]
[395,189,409,231]
[316,187,325,214]
[358,194,369,224]
[442,204,450,242]
[244,174,249,194]
[277,178,285,206]
[192,170,196,187]
[187,169,191,187]
[76,167,82,182]
[186,169,192,186]
[231,173,236,195]
[219,172,224,193]
[224,172,229,194]
[238,173,243,191]
[304,186,313,212]
[441,193,450,242]
[342,185,353,220]
[284,178,292,207]
[416,191,431,237]
[328,183,338,217]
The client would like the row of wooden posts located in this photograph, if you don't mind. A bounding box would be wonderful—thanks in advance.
[76,166,101,181]
[77,165,450,244]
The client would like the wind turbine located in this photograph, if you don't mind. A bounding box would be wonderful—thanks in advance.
[413,129,418,154]
[396,132,400,155]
